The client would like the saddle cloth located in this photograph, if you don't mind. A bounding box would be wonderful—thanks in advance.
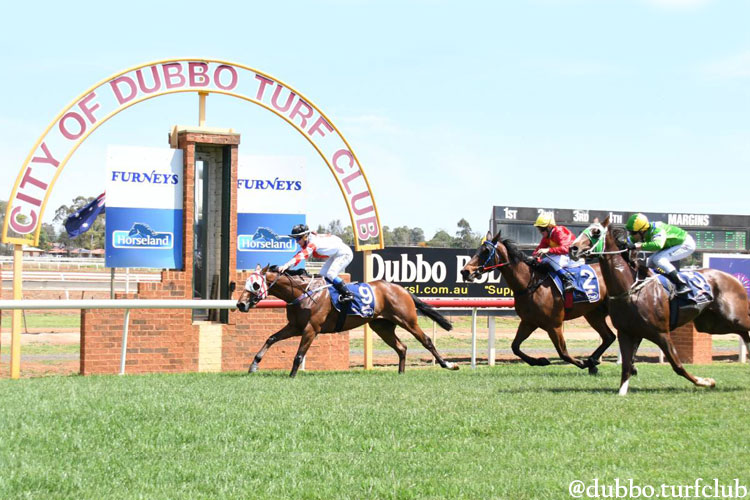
[655,271,713,305]
[654,271,714,330]
[550,265,601,304]
[328,281,376,318]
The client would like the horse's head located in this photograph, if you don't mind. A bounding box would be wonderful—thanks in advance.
[570,217,608,260]
[237,264,271,312]
[460,231,514,282]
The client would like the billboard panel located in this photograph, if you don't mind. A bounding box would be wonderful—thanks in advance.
[704,254,750,296]
[236,156,306,270]
[351,247,511,298]
[105,146,184,269]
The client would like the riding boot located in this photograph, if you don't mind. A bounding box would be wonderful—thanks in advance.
[559,271,576,291]
[666,270,691,296]
[333,280,354,304]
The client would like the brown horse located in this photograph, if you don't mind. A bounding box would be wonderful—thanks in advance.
[236,265,460,377]
[570,217,750,395]
[460,233,616,374]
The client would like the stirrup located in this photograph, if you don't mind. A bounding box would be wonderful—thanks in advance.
[338,293,354,304]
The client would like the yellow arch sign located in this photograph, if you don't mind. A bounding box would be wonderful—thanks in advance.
[2,58,384,251]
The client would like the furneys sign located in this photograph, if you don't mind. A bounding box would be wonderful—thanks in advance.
[350,247,512,298]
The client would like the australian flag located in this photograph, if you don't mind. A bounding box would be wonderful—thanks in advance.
[64,193,106,237]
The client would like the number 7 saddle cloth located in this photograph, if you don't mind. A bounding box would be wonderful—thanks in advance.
[550,265,601,304]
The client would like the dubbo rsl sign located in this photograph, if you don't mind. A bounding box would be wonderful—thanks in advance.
[350,247,511,298]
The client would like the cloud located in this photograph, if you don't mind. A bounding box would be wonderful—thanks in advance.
[700,51,750,79]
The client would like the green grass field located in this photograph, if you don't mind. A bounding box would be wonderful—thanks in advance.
[1,364,749,499]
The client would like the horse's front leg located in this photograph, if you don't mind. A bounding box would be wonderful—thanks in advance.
[249,323,299,373]
[289,327,319,378]
[511,320,549,366]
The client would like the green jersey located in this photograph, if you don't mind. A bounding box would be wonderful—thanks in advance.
[640,222,688,252]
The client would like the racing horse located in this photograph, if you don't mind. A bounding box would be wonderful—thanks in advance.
[236,265,460,377]
[460,233,616,374]
[570,217,750,395]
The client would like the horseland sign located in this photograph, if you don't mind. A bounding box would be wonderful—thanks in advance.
[2,59,382,251]
[236,155,306,270]
[105,146,183,269]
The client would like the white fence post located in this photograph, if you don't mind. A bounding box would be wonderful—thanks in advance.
[740,339,747,363]
[487,315,495,367]
[120,309,131,375]
[471,308,477,369]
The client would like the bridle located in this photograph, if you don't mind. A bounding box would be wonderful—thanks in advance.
[477,240,511,273]
[574,224,627,258]
[243,270,282,306]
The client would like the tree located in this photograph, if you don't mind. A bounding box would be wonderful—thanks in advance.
[392,226,411,246]
[409,227,425,246]
[427,230,454,248]
[454,218,481,249]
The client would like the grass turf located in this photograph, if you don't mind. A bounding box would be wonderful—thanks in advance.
[1,364,749,499]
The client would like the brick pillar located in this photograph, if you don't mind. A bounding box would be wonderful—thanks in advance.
[671,322,712,364]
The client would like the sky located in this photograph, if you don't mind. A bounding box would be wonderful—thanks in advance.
[1,0,749,241]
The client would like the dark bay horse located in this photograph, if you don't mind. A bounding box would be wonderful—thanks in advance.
[460,233,616,374]
[570,217,750,395]
[236,265,460,377]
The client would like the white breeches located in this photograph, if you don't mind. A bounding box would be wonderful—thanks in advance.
[543,254,583,268]
[320,247,353,281]
[647,235,696,274]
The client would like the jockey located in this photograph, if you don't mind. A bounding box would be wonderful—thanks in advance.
[625,213,695,296]
[278,223,354,304]
[532,212,577,291]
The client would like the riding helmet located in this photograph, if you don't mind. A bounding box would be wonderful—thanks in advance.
[626,213,649,233]
[533,212,556,228]
[289,224,310,238]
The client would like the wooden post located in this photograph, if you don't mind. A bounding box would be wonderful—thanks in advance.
[363,250,373,369]
[198,92,208,127]
[10,244,23,379]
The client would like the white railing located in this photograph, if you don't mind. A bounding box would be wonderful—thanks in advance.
[0,299,237,376]
[0,270,160,282]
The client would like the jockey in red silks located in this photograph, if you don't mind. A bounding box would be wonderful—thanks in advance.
[278,224,354,304]
[532,212,578,291]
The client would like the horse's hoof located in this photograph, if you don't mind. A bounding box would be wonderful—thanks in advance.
[536,358,551,366]
[696,377,716,388]
[631,367,638,377]
[249,364,258,374]
[588,365,599,376]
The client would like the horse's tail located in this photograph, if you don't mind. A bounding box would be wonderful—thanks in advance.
[410,293,453,331]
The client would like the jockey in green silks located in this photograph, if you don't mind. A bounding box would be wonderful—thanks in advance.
[625,213,695,296]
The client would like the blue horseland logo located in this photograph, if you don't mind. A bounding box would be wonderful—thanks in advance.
[113,222,174,250]
[238,227,296,252]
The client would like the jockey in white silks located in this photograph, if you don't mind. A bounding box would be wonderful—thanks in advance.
[278,224,354,304]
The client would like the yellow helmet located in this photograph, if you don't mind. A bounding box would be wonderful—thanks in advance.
[534,212,556,228]
[626,213,649,233]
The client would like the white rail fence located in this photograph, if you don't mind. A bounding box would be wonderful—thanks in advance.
[2,299,745,378]
[0,299,236,376]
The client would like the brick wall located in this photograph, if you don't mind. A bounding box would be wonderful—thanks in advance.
[671,321,712,364]
[79,130,349,375]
